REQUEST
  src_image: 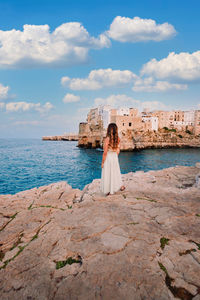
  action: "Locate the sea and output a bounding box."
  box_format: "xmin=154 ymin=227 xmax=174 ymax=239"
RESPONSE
xmin=0 ymin=138 xmax=199 ymax=195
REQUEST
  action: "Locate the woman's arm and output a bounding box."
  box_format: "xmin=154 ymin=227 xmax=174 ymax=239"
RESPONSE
xmin=101 ymin=137 xmax=109 ymax=168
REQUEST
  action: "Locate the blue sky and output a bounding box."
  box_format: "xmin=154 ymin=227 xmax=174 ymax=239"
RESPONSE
xmin=0 ymin=0 xmax=200 ymax=138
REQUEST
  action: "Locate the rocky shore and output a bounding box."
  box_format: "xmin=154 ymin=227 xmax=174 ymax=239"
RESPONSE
xmin=0 ymin=165 xmax=200 ymax=300
xmin=42 ymin=134 xmax=78 ymax=141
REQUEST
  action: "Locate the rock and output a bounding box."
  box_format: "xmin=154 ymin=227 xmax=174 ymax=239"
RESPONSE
xmin=196 ymin=162 xmax=200 ymax=168
xmin=195 ymin=173 xmax=200 ymax=188
xmin=78 ymin=128 xmax=200 ymax=150
xmin=3 ymin=247 xmax=19 ymax=262
xmin=72 ymin=189 xmax=83 ymax=203
xmin=0 ymin=165 xmax=200 ymax=300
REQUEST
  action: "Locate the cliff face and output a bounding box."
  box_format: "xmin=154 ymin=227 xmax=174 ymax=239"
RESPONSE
xmin=78 ymin=127 xmax=200 ymax=150
xmin=121 ymin=129 xmax=200 ymax=151
xmin=0 ymin=164 xmax=200 ymax=299
xmin=78 ymin=121 xmax=104 ymax=148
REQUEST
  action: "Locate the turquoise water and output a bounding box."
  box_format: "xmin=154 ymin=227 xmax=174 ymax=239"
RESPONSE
xmin=0 ymin=138 xmax=199 ymax=195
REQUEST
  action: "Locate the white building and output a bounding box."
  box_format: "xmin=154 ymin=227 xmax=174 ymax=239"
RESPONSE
xmin=184 ymin=110 xmax=195 ymax=126
xmin=151 ymin=117 xmax=159 ymax=131
xmin=98 ymin=105 xmax=159 ymax=131
xmin=142 ymin=116 xmax=158 ymax=131
xmin=87 ymin=108 xmax=99 ymax=125
xmin=117 ymin=107 xmax=130 ymax=116
xmin=173 ymin=121 xmax=186 ymax=130
xmin=98 ymin=106 xmax=132 ymax=128
xmin=98 ymin=105 xmax=111 ymax=129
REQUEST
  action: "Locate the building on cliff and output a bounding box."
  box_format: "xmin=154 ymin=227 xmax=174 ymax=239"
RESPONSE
xmin=110 ymin=107 xmax=146 ymax=132
xmin=78 ymin=106 xmax=200 ymax=149
xmin=150 ymin=109 xmax=200 ymax=133
xmin=78 ymin=105 xmax=158 ymax=149
xmin=98 ymin=105 xmax=112 ymax=129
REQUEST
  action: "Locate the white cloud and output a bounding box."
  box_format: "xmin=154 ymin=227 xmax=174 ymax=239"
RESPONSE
xmin=107 ymin=16 xmax=176 ymax=42
xmin=62 ymin=93 xmax=80 ymax=103
xmin=61 ymin=68 xmax=137 ymax=90
xmin=61 ymin=76 xmax=70 ymax=86
xmin=94 ymin=94 xmax=170 ymax=113
xmin=0 ymin=83 xmax=53 ymax=114
xmin=6 ymin=102 xmax=35 ymax=112
xmin=141 ymin=101 xmax=169 ymax=111
xmin=62 ymin=67 xmax=188 ymax=93
xmin=141 ymin=51 xmax=200 ymax=81
xmin=94 ymin=94 xmax=140 ymax=107
xmin=62 ymin=77 xmax=101 ymax=90
xmin=5 ymin=101 xmax=53 ymax=113
xmin=0 ymin=83 xmax=10 ymax=100
xmin=0 ymin=23 xmax=110 ymax=68
xmin=133 ymin=77 xmax=187 ymax=92
xmin=36 ymin=102 xmax=53 ymax=113
xmin=0 ymin=17 xmax=177 ymax=69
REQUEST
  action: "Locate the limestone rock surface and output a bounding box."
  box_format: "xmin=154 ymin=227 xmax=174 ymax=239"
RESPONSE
xmin=0 ymin=166 xmax=200 ymax=300
xmin=78 ymin=128 xmax=200 ymax=150
xmin=121 ymin=130 xmax=200 ymax=151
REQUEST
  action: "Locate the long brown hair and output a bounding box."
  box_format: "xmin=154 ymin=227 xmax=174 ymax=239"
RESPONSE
xmin=106 ymin=123 xmax=119 ymax=150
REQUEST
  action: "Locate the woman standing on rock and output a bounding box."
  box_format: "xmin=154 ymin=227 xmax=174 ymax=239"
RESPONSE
xmin=101 ymin=123 xmax=125 ymax=195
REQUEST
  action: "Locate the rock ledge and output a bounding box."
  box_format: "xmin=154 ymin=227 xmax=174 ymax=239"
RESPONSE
xmin=0 ymin=165 xmax=200 ymax=300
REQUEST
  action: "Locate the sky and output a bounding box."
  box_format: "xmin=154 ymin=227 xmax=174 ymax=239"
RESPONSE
xmin=0 ymin=0 xmax=200 ymax=138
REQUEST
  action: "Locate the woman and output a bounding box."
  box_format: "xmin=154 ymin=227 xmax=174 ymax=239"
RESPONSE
xmin=101 ymin=123 xmax=125 ymax=195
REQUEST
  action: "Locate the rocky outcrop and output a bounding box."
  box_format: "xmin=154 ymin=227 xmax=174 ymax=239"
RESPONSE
xmin=78 ymin=122 xmax=103 ymax=148
xmin=129 ymin=130 xmax=200 ymax=151
xmin=79 ymin=128 xmax=200 ymax=150
xmin=42 ymin=135 xmax=78 ymax=141
xmin=0 ymin=165 xmax=200 ymax=300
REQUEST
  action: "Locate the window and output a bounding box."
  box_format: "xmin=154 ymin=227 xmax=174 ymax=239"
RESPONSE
xmin=129 ymin=122 xmax=132 ymax=127
xmin=123 ymin=123 xmax=125 ymax=126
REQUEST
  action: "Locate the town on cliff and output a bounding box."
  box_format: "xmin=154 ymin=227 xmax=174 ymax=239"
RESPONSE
xmin=78 ymin=105 xmax=200 ymax=150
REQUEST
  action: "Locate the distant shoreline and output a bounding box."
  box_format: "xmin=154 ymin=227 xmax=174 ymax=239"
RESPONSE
xmin=42 ymin=135 xmax=78 ymax=141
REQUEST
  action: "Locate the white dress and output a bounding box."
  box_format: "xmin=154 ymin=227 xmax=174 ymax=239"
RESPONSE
xmin=101 ymin=150 xmax=123 ymax=195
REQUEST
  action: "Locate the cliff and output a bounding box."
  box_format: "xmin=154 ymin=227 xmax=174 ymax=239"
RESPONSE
xmin=78 ymin=128 xmax=200 ymax=150
xmin=120 ymin=129 xmax=200 ymax=151
xmin=78 ymin=122 xmax=103 ymax=148
xmin=0 ymin=164 xmax=200 ymax=300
